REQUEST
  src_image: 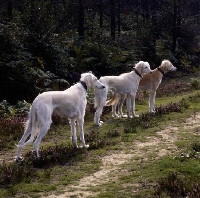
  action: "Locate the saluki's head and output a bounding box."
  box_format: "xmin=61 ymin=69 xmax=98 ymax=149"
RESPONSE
xmin=80 ymin=72 xmax=105 ymax=90
xmin=160 ymin=60 xmax=177 ymax=72
xmin=134 ymin=61 xmax=152 ymax=75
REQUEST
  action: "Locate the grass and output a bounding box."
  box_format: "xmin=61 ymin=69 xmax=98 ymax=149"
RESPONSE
xmin=1 ymin=73 xmax=200 ymax=197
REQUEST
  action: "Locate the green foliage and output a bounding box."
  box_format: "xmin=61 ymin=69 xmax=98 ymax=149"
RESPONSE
xmin=0 ymin=100 xmax=30 ymax=118
xmin=191 ymin=78 xmax=200 ymax=89
xmin=0 ymin=0 xmax=199 ymax=104
xmin=0 ymin=23 xmax=70 ymax=103
xmin=0 ymin=100 xmax=30 ymax=150
xmin=156 ymin=38 xmax=175 ymax=62
xmin=69 ymin=41 xmax=135 ymax=77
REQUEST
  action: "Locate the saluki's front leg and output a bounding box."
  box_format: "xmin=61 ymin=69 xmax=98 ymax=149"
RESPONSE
xmin=131 ymin=93 xmax=139 ymax=117
xmin=94 ymin=107 xmax=104 ymax=126
xmin=94 ymin=87 xmax=108 ymax=126
xmin=69 ymin=119 xmax=78 ymax=148
xmin=34 ymin=121 xmax=51 ymax=158
xmin=78 ymin=118 xmax=89 ymax=148
xmin=149 ymin=91 xmax=156 ymax=113
xmin=94 ymin=96 xmax=106 ymax=126
xmin=126 ymin=94 xmax=131 ymax=118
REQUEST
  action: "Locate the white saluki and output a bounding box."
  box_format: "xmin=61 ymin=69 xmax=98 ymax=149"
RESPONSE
xmin=106 ymin=60 xmax=177 ymax=117
xmin=16 ymin=72 xmax=105 ymax=160
xmin=94 ymin=61 xmax=152 ymax=126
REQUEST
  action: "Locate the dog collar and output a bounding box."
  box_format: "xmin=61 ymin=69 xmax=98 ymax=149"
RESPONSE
xmin=79 ymin=81 xmax=87 ymax=91
xmin=134 ymin=68 xmax=142 ymax=78
xmin=157 ymin=67 xmax=165 ymax=75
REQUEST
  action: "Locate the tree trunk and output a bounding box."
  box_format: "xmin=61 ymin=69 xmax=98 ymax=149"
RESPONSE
xmin=7 ymin=0 xmax=12 ymax=20
xmin=110 ymin=0 xmax=115 ymax=40
xmin=99 ymin=0 xmax=103 ymax=29
xmin=151 ymin=0 xmax=158 ymax=49
xmin=117 ymin=0 xmax=121 ymax=37
xmin=172 ymin=0 xmax=177 ymax=54
xmin=30 ymin=0 xmax=35 ymax=27
xmin=78 ymin=0 xmax=84 ymax=41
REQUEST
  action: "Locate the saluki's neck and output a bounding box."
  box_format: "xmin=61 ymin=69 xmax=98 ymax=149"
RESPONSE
xmin=79 ymin=81 xmax=87 ymax=91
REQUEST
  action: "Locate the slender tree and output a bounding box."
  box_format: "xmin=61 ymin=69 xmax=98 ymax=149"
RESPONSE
xmin=172 ymin=0 xmax=177 ymax=54
xmin=7 ymin=0 xmax=12 ymax=20
xmin=78 ymin=0 xmax=84 ymax=41
xmin=117 ymin=0 xmax=121 ymax=37
xmin=99 ymin=0 xmax=103 ymax=29
xmin=110 ymin=0 xmax=116 ymax=40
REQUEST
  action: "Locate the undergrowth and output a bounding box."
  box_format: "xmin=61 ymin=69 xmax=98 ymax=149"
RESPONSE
xmin=1 ymin=84 xmax=200 ymax=196
xmin=123 ymin=98 xmax=189 ymax=133
xmin=155 ymin=172 xmax=200 ymax=197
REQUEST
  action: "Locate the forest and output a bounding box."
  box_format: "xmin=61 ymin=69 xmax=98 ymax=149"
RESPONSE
xmin=0 ymin=0 xmax=200 ymax=104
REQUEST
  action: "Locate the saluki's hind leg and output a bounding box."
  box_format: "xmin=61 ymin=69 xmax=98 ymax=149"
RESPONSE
xmin=149 ymin=91 xmax=156 ymax=113
xmin=16 ymin=123 xmax=32 ymax=161
xmin=112 ymin=103 xmax=118 ymax=117
xmin=78 ymin=117 xmax=89 ymax=148
xmin=119 ymin=94 xmax=126 ymax=118
xmin=33 ymin=122 xmax=51 ymax=158
xmin=69 ymin=118 xmax=78 ymax=148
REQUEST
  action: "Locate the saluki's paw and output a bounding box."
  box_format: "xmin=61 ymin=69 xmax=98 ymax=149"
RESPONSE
xmin=112 ymin=114 xmax=119 ymax=118
xmin=96 ymin=121 xmax=103 ymax=126
xmin=79 ymin=144 xmax=89 ymax=148
xmin=134 ymin=114 xmax=139 ymax=118
xmin=121 ymin=114 xmax=128 ymax=118
xmin=15 ymin=157 xmax=23 ymax=162
xmin=32 ymin=150 xmax=40 ymax=158
xmin=32 ymin=150 xmax=37 ymax=155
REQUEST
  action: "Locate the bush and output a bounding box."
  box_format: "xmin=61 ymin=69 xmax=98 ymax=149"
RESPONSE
xmin=0 ymin=116 xmax=25 ymax=150
xmin=0 ymin=161 xmax=36 ymax=187
xmin=154 ymin=172 xmax=200 ymax=197
xmin=191 ymin=78 xmax=200 ymax=89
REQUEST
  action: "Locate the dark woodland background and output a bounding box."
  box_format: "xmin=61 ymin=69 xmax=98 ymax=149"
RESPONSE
xmin=0 ymin=0 xmax=199 ymax=104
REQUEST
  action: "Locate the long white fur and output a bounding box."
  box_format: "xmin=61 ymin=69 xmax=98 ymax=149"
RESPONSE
xmin=16 ymin=72 xmax=105 ymax=160
xmin=106 ymin=60 xmax=177 ymax=117
xmin=94 ymin=61 xmax=152 ymax=126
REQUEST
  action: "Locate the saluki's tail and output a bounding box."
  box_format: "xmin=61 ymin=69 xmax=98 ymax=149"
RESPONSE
xmin=17 ymin=103 xmax=38 ymax=147
xmin=105 ymin=91 xmax=119 ymax=106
